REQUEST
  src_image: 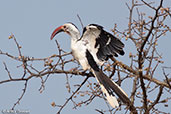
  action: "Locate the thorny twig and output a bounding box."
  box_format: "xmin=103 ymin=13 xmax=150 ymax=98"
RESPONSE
xmin=0 ymin=0 xmax=171 ymax=114
xmin=12 ymin=80 xmax=28 ymax=110
xmin=77 ymin=14 xmax=84 ymax=29
xmin=56 ymin=77 xmax=89 ymax=114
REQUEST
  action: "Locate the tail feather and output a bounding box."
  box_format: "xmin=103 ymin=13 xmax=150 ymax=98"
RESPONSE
xmin=86 ymin=49 xmax=130 ymax=108
xmin=100 ymin=82 xmax=119 ymax=108
xmin=93 ymin=71 xmax=130 ymax=104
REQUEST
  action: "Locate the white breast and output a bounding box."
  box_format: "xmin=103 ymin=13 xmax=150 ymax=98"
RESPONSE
xmin=71 ymin=40 xmax=90 ymax=70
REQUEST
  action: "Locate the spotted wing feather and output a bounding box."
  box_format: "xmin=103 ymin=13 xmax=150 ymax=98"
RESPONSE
xmin=95 ymin=29 xmax=125 ymax=61
xmin=82 ymin=24 xmax=125 ymax=62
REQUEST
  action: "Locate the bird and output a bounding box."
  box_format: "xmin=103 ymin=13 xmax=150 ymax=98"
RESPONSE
xmin=50 ymin=23 xmax=130 ymax=108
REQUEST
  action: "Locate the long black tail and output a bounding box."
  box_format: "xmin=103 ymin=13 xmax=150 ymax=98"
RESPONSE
xmin=86 ymin=49 xmax=130 ymax=107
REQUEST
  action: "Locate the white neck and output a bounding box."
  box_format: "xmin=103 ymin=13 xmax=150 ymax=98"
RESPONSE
xmin=70 ymin=30 xmax=80 ymax=42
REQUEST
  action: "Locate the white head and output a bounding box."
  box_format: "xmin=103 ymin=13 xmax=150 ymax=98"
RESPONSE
xmin=51 ymin=23 xmax=80 ymax=40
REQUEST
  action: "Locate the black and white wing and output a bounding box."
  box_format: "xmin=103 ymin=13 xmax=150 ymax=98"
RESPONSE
xmin=80 ymin=24 xmax=129 ymax=108
xmin=81 ymin=24 xmax=125 ymax=61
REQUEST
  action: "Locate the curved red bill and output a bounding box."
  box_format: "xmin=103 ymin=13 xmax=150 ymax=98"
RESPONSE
xmin=50 ymin=26 xmax=64 ymax=40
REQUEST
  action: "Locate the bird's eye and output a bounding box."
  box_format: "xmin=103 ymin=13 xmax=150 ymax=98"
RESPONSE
xmin=88 ymin=27 xmax=92 ymax=30
xmin=63 ymin=26 xmax=66 ymax=28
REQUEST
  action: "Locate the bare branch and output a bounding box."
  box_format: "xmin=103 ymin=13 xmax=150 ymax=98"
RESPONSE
xmin=3 ymin=62 xmax=12 ymax=80
xmin=56 ymin=77 xmax=89 ymax=114
xmin=0 ymin=0 xmax=170 ymax=113
xmin=12 ymin=80 xmax=28 ymax=110
xmin=148 ymin=86 xmax=164 ymax=110
xmin=77 ymin=14 xmax=84 ymax=29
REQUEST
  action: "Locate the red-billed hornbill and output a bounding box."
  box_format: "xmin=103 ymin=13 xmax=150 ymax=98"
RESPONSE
xmin=50 ymin=23 xmax=130 ymax=108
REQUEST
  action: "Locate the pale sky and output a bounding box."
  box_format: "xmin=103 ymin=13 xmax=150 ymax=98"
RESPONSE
xmin=0 ymin=0 xmax=171 ymax=114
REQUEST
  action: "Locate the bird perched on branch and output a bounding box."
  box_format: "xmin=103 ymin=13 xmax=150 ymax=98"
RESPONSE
xmin=50 ymin=23 xmax=130 ymax=108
